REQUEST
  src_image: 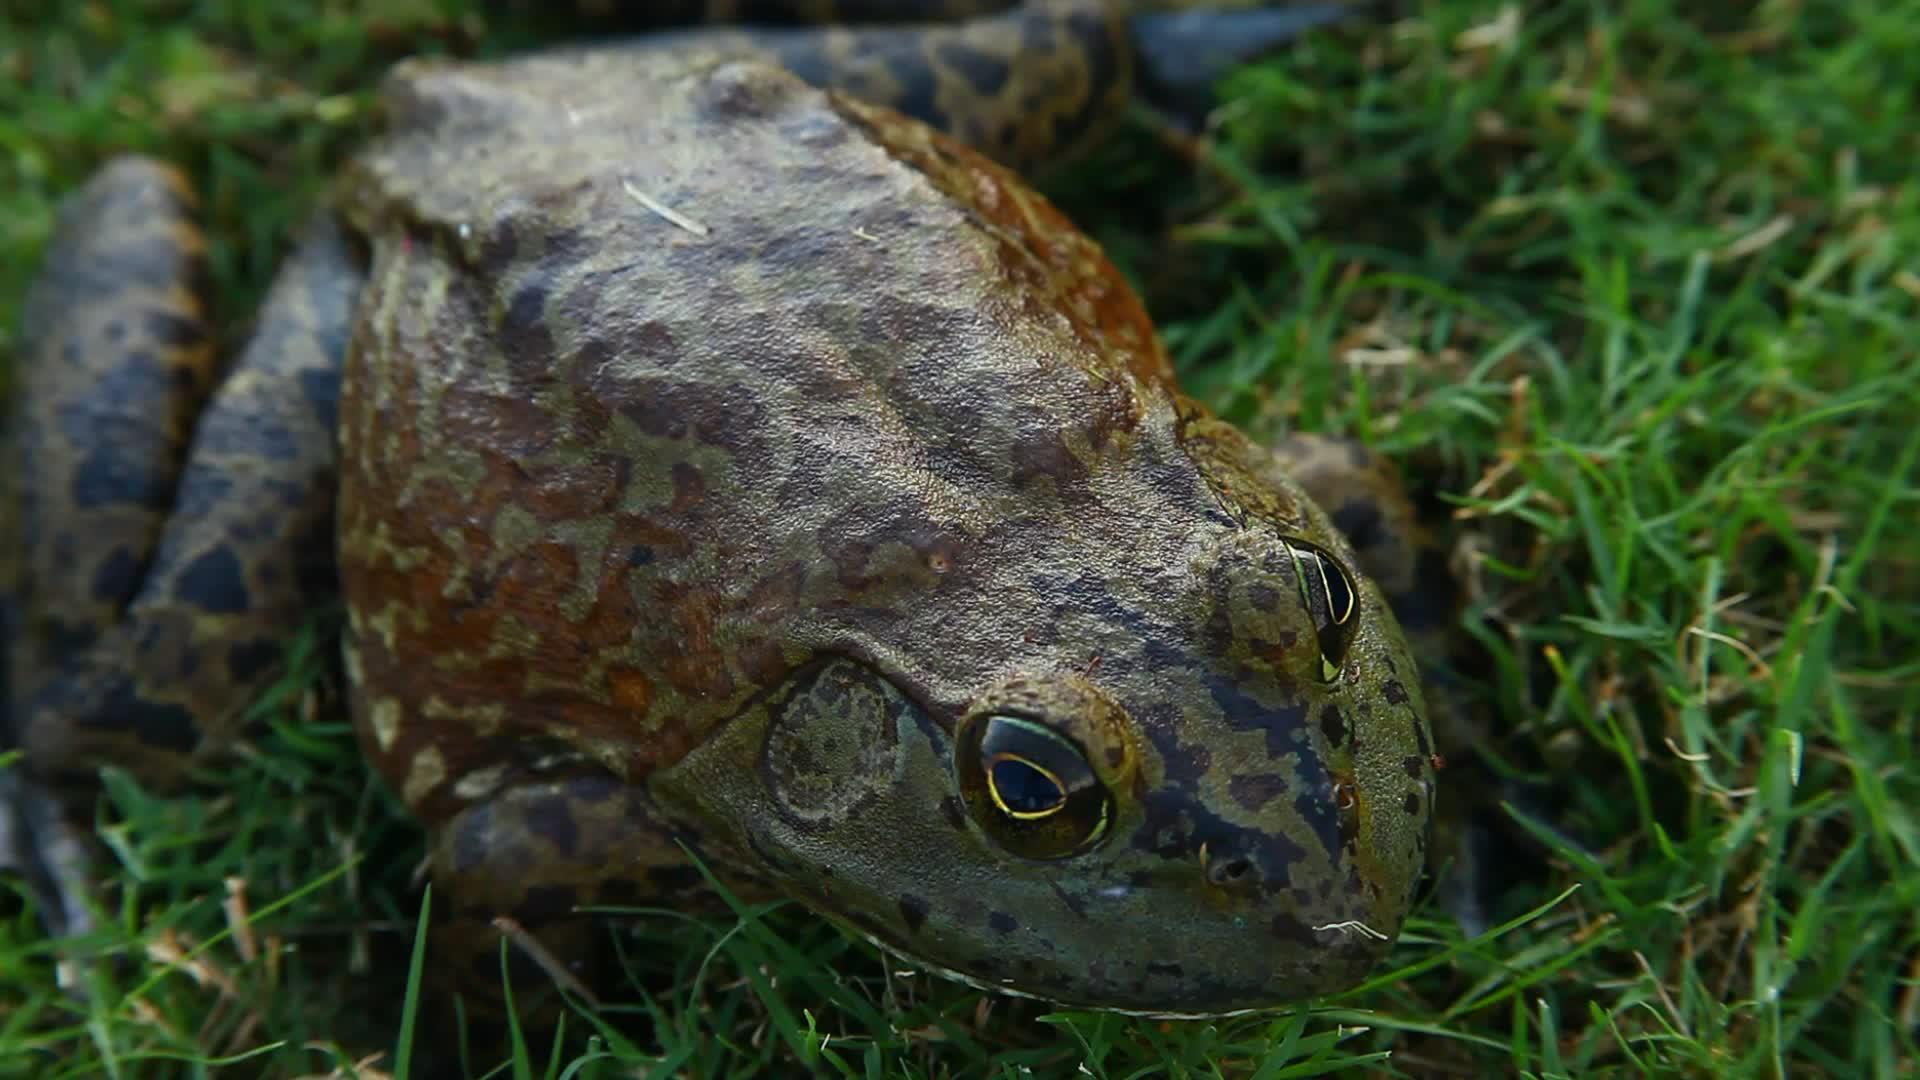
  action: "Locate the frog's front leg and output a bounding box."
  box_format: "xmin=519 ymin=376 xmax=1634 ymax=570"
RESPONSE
xmin=420 ymin=768 xmax=765 ymax=1014
xmin=4 ymin=173 xmax=363 ymax=930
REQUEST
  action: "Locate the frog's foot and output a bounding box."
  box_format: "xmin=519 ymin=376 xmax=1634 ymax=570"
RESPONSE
xmin=1130 ymin=3 xmax=1361 ymax=127
xmin=0 ymin=770 xmax=100 ymax=942
xmin=422 ymin=767 xmax=761 ymax=1021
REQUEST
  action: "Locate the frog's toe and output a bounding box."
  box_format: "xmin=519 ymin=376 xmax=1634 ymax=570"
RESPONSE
xmin=1132 ymin=4 xmax=1360 ymax=124
xmin=0 ymin=768 xmax=102 ymax=941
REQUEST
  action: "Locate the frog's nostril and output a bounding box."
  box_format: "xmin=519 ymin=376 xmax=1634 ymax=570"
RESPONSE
xmin=1206 ymin=853 xmax=1256 ymax=890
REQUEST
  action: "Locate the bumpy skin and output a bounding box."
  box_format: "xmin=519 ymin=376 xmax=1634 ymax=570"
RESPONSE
xmin=6 ymin=0 xmax=1437 ymax=1016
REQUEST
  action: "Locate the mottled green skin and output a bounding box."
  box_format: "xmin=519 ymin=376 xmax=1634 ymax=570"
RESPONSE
xmin=5 ymin=1 xmax=1440 ymax=1017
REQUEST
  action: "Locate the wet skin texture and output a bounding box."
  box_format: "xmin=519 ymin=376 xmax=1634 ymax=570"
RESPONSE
xmin=4 ymin=1 xmax=1447 ymax=1016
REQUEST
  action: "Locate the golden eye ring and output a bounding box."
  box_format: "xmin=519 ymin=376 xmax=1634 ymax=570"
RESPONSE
xmin=956 ymin=714 xmax=1113 ymax=860
xmin=1282 ymin=538 xmax=1360 ymax=682
xmin=985 ymin=752 xmax=1068 ymax=820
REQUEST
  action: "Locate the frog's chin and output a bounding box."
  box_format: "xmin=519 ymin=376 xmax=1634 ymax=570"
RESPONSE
xmin=829 ymin=918 xmax=1272 ymax=1021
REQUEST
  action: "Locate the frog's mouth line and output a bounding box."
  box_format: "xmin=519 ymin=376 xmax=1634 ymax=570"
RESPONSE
xmin=832 ymin=918 xmax=1271 ymax=1021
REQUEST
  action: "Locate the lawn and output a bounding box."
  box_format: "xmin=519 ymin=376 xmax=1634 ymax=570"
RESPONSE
xmin=2 ymin=1 xmax=1917 ymax=1077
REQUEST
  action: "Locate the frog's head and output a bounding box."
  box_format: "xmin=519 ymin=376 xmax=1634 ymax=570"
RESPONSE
xmin=633 ymin=74 xmax=1433 ymax=1015
xmin=652 ymin=455 xmax=1436 ymax=1015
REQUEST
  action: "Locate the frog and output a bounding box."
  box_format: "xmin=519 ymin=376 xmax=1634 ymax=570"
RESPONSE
xmin=2 ymin=0 xmax=1451 ymax=1018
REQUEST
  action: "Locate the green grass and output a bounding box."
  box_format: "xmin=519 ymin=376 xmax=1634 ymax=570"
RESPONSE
xmin=3 ymin=1 xmax=1917 ymax=1076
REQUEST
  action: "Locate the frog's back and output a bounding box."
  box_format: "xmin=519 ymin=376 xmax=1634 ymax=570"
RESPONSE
xmin=336 ymin=51 xmax=1186 ymax=818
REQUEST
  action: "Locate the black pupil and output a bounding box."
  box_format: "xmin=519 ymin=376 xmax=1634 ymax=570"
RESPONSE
xmin=1316 ymin=554 xmax=1354 ymax=629
xmin=991 ymin=758 xmax=1063 ymax=814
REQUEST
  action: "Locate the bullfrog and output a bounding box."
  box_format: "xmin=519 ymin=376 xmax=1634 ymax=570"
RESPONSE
xmin=2 ymin=0 xmax=1447 ymax=1017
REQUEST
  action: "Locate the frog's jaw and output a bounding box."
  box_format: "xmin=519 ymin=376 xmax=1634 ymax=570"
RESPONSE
xmin=832 ymin=919 xmax=1271 ymax=1021
xmin=649 ymin=655 xmax=1414 ymax=1016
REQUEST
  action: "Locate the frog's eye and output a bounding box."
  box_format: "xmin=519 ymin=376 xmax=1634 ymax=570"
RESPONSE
xmin=956 ymin=714 xmax=1111 ymax=860
xmin=1283 ymin=539 xmax=1358 ymax=682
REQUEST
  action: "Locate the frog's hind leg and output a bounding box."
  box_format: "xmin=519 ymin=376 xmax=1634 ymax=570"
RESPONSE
xmin=1128 ymin=3 xmax=1358 ymax=126
xmin=2 ymin=158 xmax=221 ymax=932
xmin=4 ymin=180 xmax=363 ymax=933
xmin=4 ymin=159 xmax=220 ymax=728
xmin=616 ymin=4 xmax=1130 ymax=170
xmin=17 ymin=212 xmax=361 ymax=789
xmin=596 ymin=1 xmax=1363 ymax=170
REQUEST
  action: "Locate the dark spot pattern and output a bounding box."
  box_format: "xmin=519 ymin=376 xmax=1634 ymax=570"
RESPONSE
xmin=525 ymin=796 xmax=582 ymax=857
xmin=897 ymin=893 xmax=930 ymax=934
xmin=224 ymin=638 xmax=281 ymax=684
xmin=1269 ymin=911 xmax=1318 ymax=947
xmin=72 ymin=680 xmax=199 ymax=753
xmin=1228 ymin=772 xmax=1287 ymax=813
xmin=143 ymin=307 xmax=205 ymax=349
xmin=939 ymin=794 xmax=967 ymax=831
xmin=936 ymin=41 xmax=1012 ymax=96
xmin=89 ymin=546 xmax=146 ymax=606
xmin=1318 ymin=703 xmax=1346 ymax=747
xmin=174 ymin=547 xmax=251 ymax=615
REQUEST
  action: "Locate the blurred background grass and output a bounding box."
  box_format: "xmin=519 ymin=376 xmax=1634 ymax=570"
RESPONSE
xmin=2 ymin=1 xmax=1917 ymax=1076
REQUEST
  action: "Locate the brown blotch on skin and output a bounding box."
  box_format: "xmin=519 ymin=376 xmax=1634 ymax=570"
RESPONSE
xmin=1009 ymin=426 xmax=1087 ymax=494
xmin=1403 ymin=791 xmax=1421 ymax=816
xmin=653 ymin=580 xmax=735 ymax=699
xmin=608 ymin=667 xmax=653 ymax=714
xmin=1245 ymin=582 xmax=1280 ymax=613
xmin=668 ymin=461 xmax=706 ymax=512
xmin=515 ymin=882 xmax=582 ymax=921
xmin=1382 ymin=679 xmax=1409 ymax=705
xmin=698 ymin=60 xmax=797 ymax=122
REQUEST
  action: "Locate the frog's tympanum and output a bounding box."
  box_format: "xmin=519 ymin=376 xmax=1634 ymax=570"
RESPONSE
xmin=3 ymin=1 xmax=1443 ymax=1016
